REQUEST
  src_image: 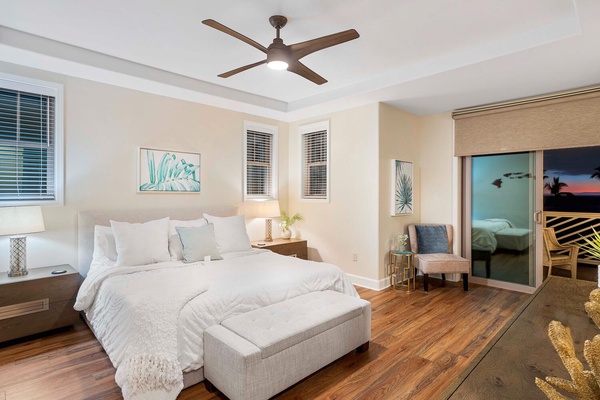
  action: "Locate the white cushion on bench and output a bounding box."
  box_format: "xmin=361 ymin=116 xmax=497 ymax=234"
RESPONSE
xmin=221 ymin=290 xmax=365 ymax=359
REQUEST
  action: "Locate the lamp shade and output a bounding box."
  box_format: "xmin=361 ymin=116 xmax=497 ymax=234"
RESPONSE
xmin=253 ymin=200 xmax=281 ymax=219
xmin=0 ymin=206 xmax=45 ymax=236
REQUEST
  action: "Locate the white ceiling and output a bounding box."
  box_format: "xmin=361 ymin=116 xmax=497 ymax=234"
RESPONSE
xmin=0 ymin=0 xmax=599 ymax=121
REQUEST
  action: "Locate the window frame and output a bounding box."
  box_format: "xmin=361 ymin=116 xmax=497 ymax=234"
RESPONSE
xmin=300 ymin=120 xmax=330 ymax=202
xmin=243 ymin=121 xmax=278 ymax=201
xmin=0 ymin=72 xmax=64 ymax=206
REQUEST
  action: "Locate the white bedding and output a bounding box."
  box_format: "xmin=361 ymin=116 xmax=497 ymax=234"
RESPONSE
xmin=471 ymin=219 xmax=514 ymax=252
xmin=76 ymin=249 xmax=358 ymax=396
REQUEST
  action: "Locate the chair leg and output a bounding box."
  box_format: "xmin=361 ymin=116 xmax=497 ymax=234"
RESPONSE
xmin=572 ymin=263 xmax=577 ymax=280
xmin=423 ymin=274 xmax=429 ymax=292
xmin=442 ymin=273 xmax=446 ymax=281
xmin=463 ymin=273 xmax=469 ymax=291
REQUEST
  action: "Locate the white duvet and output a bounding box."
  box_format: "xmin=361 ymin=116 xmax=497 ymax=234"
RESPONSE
xmin=75 ymin=249 xmax=358 ymax=397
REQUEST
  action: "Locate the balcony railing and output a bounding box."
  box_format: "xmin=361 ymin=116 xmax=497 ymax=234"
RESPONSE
xmin=543 ymin=211 xmax=600 ymax=265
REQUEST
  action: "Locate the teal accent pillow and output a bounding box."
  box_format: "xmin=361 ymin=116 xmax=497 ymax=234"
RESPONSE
xmin=415 ymin=225 xmax=449 ymax=254
xmin=176 ymin=224 xmax=223 ymax=263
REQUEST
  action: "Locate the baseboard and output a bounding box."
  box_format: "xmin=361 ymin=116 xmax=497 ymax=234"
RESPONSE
xmin=346 ymin=273 xmax=390 ymax=291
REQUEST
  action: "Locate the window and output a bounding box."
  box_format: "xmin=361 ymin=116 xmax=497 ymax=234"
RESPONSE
xmin=0 ymin=73 xmax=63 ymax=205
xmin=243 ymin=121 xmax=278 ymax=201
xmin=301 ymin=121 xmax=329 ymax=201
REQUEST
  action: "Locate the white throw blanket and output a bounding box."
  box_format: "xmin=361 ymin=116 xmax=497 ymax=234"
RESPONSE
xmin=75 ymin=263 xmax=208 ymax=400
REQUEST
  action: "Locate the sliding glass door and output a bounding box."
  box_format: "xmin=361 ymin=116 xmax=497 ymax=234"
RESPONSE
xmin=465 ymin=152 xmax=543 ymax=293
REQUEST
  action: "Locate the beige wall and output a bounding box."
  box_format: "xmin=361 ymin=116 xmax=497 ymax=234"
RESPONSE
xmin=288 ymin=104 xmax=380 ymax=284
xmin=0 ymin=61 xmax=289 ymax=273
xmin=418 ymin=112 xmax=455 ymax=225
xmin=378 ymin=104 xmax=421 ymax=283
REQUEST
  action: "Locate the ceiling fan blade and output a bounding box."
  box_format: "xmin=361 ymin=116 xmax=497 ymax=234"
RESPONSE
xmin=202 ymin=19 xmax=268 ymax=54
xmin=289 ymin=29 xmax=359 ymax=60
xmin=218 ymin=60 xmax=267 ymax=78
xmin=287 ymin=61 xmax=327 ymax=85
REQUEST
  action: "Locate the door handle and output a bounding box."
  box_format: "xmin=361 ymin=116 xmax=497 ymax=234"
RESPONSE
xmin=534 ymin=210 xmax=542 ymax=225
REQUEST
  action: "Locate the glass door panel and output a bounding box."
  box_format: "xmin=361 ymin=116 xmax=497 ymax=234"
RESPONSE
xmin=470 ymin=152 xmax=537 ymax=287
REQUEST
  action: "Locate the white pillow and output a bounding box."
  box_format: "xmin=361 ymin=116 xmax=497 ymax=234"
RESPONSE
xmin=110 ymin=218 xmax=170 ymax=266
xmin=92 ymin=225 xmax=117 ymax=261
xmin=168 ymin=218 xmax=207 ymax=260
xmin=203 ymin=214 xmax=252 ymax=254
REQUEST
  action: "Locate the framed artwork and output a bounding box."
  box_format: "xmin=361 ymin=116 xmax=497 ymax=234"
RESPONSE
xmin=391 ymin=160 xmax=413 ymax=215
xmin=138 ymin=147 xmax=201 ymax=193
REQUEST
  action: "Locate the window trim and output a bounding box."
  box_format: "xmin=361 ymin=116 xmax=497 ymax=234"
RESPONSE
xmin=243 ymin=121 xmax=278 ymax=201
xmin=0 ymin=72 xmax=64 ymax=206
xmin=300 ymin=120 xmax=330 ymax=203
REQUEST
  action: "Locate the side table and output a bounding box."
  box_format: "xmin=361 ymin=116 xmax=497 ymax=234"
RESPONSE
xmin=389 ymin=251 xmax=415 ymax=291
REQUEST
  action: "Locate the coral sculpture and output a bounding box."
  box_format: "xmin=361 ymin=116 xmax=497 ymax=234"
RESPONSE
xmin=536 ymin=288 xmax=600 ymax=399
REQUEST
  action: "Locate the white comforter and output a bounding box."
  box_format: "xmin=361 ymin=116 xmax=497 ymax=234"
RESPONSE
xmin=76 ymin=250 xmax=358 ymax=395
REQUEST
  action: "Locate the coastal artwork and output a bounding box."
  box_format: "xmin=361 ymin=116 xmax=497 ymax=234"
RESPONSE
xmin=391 ymin=160 xmax=413 ymax=216
xmin=138 ymin=147 xmax=201 ymax=193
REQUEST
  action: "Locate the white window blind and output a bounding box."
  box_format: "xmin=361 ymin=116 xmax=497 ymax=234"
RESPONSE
xmin=0 ymin=74 xmax=62 ymax=205
xmin=244 ymin=122 xmax=277 ymax=201
xmin=301 ymin=121 xmax=329 ymax=201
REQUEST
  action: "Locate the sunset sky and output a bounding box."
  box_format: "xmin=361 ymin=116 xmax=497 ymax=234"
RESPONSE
xmin=544 ymin=146 xmax=600 ymax=195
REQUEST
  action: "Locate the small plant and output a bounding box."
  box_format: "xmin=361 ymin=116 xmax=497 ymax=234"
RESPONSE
xmin=397 ymin=233 xmax=409 ymax=250
xmin=581 ymin=228 xmax=600 ymax=261
xmin=280 ymin=211 xmax=304 ymax=229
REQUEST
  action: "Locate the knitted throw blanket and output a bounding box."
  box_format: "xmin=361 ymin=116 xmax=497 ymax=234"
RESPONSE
xmin=77 ymin=264 xmax=208 ymax=400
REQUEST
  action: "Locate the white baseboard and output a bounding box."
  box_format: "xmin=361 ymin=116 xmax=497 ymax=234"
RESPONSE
xmin=346 ymin=273 xmax=390 ymax=291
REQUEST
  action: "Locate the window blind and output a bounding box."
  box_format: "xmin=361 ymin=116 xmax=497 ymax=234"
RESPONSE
xmin=453 ymin=87 xmax=600 ymax=156
xmin=246 ymin=130 xmax=273 ymax=198
xmin=302 ymin=130 xmax=328 ymax=199
xmin=0 ymin=87 xmax=56 ymax=202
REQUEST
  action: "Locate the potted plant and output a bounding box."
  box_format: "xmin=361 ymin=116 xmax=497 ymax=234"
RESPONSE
xmin=279 ymin=211 xmax=303 ymax=239
xmin=582 ymin=228 xmax=600 ymax=260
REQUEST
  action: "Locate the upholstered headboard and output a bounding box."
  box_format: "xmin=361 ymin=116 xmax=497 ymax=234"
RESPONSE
xmin=77 ymin=206 xmax=237 ymax=277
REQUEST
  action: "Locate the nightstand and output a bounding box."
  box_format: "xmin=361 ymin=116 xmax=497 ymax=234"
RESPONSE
xmin=0 ymin=264 xmax=81 ymax=343
xmin=252 ymin=238 xmax=308 ymax=260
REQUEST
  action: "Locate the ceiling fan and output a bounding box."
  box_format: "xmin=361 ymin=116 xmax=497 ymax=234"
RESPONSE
xmin=202 ymin=15 xmax=359 ymax=85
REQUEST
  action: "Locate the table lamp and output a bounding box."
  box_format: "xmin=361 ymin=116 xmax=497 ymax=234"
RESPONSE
xmin=254 ymin=200 xmax=281 ymax=242
xmin=0 ymin=206 xmax=45 ymax=277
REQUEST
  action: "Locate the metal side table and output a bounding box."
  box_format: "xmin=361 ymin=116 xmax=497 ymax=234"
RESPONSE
xmin=389 ymin=250 xmax=415 ymax=291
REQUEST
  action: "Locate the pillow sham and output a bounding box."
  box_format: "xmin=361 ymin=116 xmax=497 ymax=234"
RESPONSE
xmin=110 ymin=217 xmax=170 ymax=266
xmin=92 ymin=225 xmax=118 ymax=261
xmin=176 ymin=224 xmax=222 ymax=263
xmin=415 ymin=225 xmax=450 ymax=254
xmin=203 ymin=214 xmax=252 ymax=254
xmin=168 ymin=218 xmax=207 ymax=260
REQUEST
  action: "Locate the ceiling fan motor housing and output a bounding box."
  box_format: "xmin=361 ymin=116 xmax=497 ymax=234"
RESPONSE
xmin=267 ymin=38 xmax=290 ymax=65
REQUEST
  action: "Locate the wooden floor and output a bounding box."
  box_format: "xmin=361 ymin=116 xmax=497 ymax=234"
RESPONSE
xmin=0 ymin=279 xmax=528 ymax=400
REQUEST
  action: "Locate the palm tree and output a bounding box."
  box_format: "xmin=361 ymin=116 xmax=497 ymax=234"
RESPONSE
xmin=544 ymin=177 xmax=568 ymax=196
xmin=591 ymin=166 xmax=600 ymax=181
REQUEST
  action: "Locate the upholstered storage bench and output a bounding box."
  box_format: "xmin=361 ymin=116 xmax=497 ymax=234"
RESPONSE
xmin=204 ymin=290 xmax=371 ymax=400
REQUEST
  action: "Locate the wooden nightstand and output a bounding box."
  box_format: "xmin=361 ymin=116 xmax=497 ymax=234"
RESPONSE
xmin=252 ymin=238 xmax=308 ymax=260
xmin=0 ymin=264 xmax=81 ymax=343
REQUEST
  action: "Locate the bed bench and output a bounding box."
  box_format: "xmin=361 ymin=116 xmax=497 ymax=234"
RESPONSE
xmin=495 ymin=228 xmax=531 ymax=252
xmin=203 ymin=290 xmax=371 ymax=400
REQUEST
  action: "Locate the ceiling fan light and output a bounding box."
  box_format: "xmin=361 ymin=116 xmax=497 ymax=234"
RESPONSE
xmin=267 ymin=60 xmax=288 ymax=70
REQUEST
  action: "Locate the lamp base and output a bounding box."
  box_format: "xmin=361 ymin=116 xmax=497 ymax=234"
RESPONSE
xmin=8 ymin=236 xmax=28 ymax=277
xmin=265 ymin=218 xmax=273 ymax=242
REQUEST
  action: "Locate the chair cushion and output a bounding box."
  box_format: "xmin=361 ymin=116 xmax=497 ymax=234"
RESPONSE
xmin=416 ymin=225 xmax=449 ymax=254
xmin=416 ymin=253 xmax=470 ymax=274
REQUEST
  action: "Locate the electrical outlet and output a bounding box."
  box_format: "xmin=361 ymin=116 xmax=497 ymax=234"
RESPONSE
xmin=352 ymin=253 xmax=358 ymax=262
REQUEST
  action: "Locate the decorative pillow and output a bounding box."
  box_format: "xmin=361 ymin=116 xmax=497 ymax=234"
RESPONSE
xmin=168 ymin=218 xmax=207 ymax=260
xmin=110 ymin=217 xmax=170 ymax=266
xmin=176 ymin=224 xmax=222 ymax=263
xmin=416 ymin=225 xmax=450 ymax=254
xmin=92 ymin=225 xmax=118 ymax=261
xmin=203 ymin=214 xmax=252 ymax=254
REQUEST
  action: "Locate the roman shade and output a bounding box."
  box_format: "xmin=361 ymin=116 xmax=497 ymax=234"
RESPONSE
xmin=453 ymin=86 xmax=600 ymax=156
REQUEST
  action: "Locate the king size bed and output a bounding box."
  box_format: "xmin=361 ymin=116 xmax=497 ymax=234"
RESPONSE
xmin=75 ymin=207 xmax=359 ymax=400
